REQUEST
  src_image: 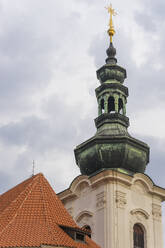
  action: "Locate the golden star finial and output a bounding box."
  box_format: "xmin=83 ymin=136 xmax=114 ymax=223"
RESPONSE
xmin=105 ymin=4 xmax=117 ymax=43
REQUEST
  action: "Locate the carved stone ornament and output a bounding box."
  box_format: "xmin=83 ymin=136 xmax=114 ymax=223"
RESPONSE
xmin=130 ymin=209 xmax=149 ymax=220
xmin=152 ymin=203 xmax=162 ymax=221
xmin=116 ymin=190 xmax=127 ymax=208
xmin=96 ymin=191 xmax=106 ymax=210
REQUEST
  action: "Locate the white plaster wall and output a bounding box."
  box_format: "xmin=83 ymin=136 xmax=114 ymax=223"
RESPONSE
xmin=59 ymin=171 xmax=165 ymax=248
xmin=62 ymin=181 xmax=106 ymax=246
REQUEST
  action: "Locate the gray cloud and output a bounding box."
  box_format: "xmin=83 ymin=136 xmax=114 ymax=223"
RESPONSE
xmin=134 ymin=12 xmax=157 ymax=32
xmin=138 ymin=0 xmax=165 ymax=23
xmin=0 ymin=0 xmax=164 ymax=217
xmin=0 ymin=0 xmax=83 ymax=120
xmin=0 ymin=170 xmax=13 ymax=194
xmin=0 ymin=99 xmax=77 ymax=152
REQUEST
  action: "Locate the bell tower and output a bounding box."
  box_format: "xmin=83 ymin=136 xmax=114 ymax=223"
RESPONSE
xmin=58 ymin=6 xmax=165 ymax=248
xmin=74 ymin=5 xmax=149 ymax=176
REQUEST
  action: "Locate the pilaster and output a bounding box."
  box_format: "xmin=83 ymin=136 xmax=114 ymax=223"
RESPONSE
xmin=58 ymin=170 xmax=165 ymax=248
xmin=152 ymin=203 xmax=163 ymax=248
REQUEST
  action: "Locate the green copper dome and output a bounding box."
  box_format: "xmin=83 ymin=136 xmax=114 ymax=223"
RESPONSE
xmin=74 ymin=41 xmax=150 ymax=176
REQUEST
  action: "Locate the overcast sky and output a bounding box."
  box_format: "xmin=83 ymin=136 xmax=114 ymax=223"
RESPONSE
xmin=0 ymin=0 xmax=165 ymax=231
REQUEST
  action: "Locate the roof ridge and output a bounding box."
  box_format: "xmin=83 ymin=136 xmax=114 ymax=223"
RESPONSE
xmin=0 ymin=174 xmax=42 ymax=214
xmin=37 ymin=174 xmax=78 ymax=247
xmin=39 ymin=176 xmax=81 ymax=247
xmin=0 ymin=174 xmax=39 ymax=214
xmin=0 ymin=176 xmax=33 ymax=213
xmin=37 ymin=174 xmax=56 ymax=243
xmin=0 ymin=174 xmax=40 ymax=235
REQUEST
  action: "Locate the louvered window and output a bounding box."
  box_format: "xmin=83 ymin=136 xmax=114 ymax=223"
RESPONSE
xmin=133 ymin=224 xmax=144 ymax=248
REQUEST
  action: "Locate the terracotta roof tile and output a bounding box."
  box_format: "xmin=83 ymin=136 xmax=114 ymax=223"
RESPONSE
xmin=0 ymin=173 xmax=100 ymax=248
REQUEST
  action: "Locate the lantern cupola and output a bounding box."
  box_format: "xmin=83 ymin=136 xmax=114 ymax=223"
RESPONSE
xmin=74 ymin=5 xmax=149 ymax=176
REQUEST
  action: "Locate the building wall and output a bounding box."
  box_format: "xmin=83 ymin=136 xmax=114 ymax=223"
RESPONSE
xmin=59 ymin=170 xmax=165 ymax=248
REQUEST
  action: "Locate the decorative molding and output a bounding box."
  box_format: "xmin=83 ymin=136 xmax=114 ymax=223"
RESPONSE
xmin=131 ymin=180 xmax=148 ymax=195
xmin=75 ymin=211 xmax=94 ymax=235
xmin=130 ymin=208 xmax=149 ymax=220
xmin=75 ymin=210 xmax=93 ymax=223
xmin=152 ymin=203 xmax=162 ymax=221
xmin=96 ymin=191 xmax=106 ymax=210
xmin=116 ymin=190 xmax=127 ymax=209
xmin=133 ymin=174 xmax=153 ymax=193
xmin=129 ymin=210 xmax=149 ymax=248
xmin=74 ymin=181 xmax=90 ymax=198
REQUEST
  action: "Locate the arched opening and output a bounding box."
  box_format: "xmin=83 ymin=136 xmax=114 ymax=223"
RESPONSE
xmin=108 ymin=96 xmax=115 ymax=113
xmin=82 ymin=225 xmax=92 ymax=238
xmin=101 ymin=99 xmax=104 ymax=113
xmin=118 ymin=98 xmax=123 ymax=114
xmin=133 ymin=224 xmax=144 ymax=248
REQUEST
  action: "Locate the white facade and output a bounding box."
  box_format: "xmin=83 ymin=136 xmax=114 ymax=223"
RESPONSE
xmin=58 ymin=169 xmax=165 ymax=248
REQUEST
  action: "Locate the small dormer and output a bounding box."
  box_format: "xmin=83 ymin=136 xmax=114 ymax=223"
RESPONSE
xmin=60 ymin=225 xmax=91 ymax=243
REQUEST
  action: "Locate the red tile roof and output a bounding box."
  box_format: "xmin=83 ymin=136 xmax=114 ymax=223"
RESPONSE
xmin=0 ymin=173 xmax=100 ymax=248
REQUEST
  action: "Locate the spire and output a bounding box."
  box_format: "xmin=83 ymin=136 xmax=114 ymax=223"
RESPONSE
xmin=74 ymin=8 xmax=149 ymax=176
xmin=105 ymin=4 xmax=117 ymax=64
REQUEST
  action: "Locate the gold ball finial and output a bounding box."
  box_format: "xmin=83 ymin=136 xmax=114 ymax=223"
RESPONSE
xmin=105 ymin=4 xmax=117 ymax=43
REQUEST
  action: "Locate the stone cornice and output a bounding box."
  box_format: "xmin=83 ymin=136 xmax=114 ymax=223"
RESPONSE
xmin=58 ymin=189 xmax=78 ymax=201
xmin=89 ymin=169 xmax=132 ymax=188
xmin=58 ymin=170 xmax=165 ymax=202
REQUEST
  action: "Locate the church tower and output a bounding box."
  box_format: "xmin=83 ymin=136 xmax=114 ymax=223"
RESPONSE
xmin=58 ymin=6 xmax=165 ymax=248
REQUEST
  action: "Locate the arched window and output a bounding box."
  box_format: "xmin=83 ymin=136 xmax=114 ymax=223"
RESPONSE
xmin=82 ymin=225 xmax=92 ymax=238
xmin=133 ymin=224 xmax=144 ymax=248
xmin=101 ymin=99 xmax=104 ymax=113
xmin=118 ymin=98 xmax=123 ymax=114
xmin=108 ymin=96 xmax=115 ymax=113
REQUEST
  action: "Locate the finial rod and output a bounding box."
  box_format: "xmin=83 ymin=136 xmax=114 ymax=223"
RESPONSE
xmin=105 ymin=4 xmax=117 ymax=43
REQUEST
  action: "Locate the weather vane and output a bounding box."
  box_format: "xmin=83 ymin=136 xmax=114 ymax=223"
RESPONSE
xmin=105 ymin=4 xmax=117 ymax=43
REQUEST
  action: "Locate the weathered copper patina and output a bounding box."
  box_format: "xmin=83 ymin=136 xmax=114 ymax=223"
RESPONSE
xmin=74 ymin=39 xmax=149 ymax=176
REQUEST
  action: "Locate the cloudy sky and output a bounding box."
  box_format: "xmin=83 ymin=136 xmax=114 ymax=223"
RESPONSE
xmin=0 ymin=0 xmax=165 ymax=224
